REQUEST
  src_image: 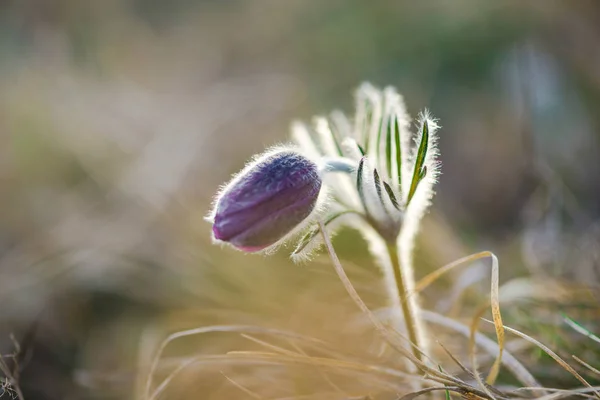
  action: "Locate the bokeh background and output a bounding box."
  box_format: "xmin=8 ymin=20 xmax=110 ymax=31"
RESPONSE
xmin=1 ymin=1 xmax=599 ymax=399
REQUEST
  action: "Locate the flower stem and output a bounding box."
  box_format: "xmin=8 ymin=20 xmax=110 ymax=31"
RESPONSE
xmin=386 ymin=241 xmax=424 ymax=366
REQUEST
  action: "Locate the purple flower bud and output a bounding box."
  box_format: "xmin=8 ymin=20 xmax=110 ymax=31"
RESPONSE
xmin=210 ymin=150 xmax=322 ymax=252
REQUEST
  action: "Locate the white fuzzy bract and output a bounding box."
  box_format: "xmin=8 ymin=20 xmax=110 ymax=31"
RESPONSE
xmin=291 ymin=83 xmax=440 ymax=261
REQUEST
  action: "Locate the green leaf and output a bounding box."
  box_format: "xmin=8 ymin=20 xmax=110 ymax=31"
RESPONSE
xmin=374 ymin=168 xmax=393 ymax=215
xmin=407 ymin=119 xmax=429 ymax=204
xmin=439 ymin=366 xmax=452 ymax=400
xmin=294 ymin=228 xmax=318 ymax=255
xmin=383 ymin=181 xmax=400 ymax=210
xmin=394 ymin=116 xmax=402 ymax=186
xmin=562 ymin=313 xmax=600 ymax=345
xmin=373 ymin=168 xmax=383 ymax=205
xmin=357 ymin=142 xmax=366 ymax=156
xmin=385 ymin=114 xmax=393 ymax=179
xmin=356 ymin=157 xmax=367 ymax=210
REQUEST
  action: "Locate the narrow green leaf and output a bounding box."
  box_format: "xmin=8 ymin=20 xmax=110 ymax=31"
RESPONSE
xmin=357 ymin=143 xmax=366 ymax=156
xmin=373 ymin=168 xmax=383 ymax=205
xmin=407 ymin=119 xmax=429 ymax=204
xmin=373 ymin=168 xmax=392 ymax=217
xmin=356 ymin=157 xmax=367 ymax=211
xmin=563 ymin=314 xmax=600 ymax=345
xmin=385 ymin=115 xmax=393 ymax=179
xmin=383 ymin=181 xmax=400 ymax=210
xmin=439 ymin=365 xmax=451 ymax=400
xmin=293 ymin=228 xmax=318 ymax=255
xmin=394 ymin=116 xmax=402 ymax=186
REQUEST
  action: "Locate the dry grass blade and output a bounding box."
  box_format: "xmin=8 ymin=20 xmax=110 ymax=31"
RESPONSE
xmin=272 ymin=393 xmax=358 ymax=400
xmin=520 ymin=386 xmax=600 ymax=400
xmin=317 ymin=220 xmax=480 ymax=394
xmin=240 ymin=334 xmax=349 ymax=395
xmin=415 ymin=251 xmax=493 ymax=294
xmin=287 ymin=339 xmax=347 ymax=396
xmin=509 ymin=387 xmax=599 ymax=400
xmin=482 ymin=319 xmax=600 ymax=399
xmin=395 ymin=386 xmax=463 ymax=400
xmin=414 ymin=251 xmax=507 ymax=388
xmin=423 ymin=310 xmax=542 ymax=391
xmin=469 ymin=305 xmax=498 ymax=400
xmin=145 ymin=325 xmax=332 ymax=400
xmin=466 ymin=252 xmax=504 ymax=398
xmin=436 ymin=342 xmax=507 ymax=399
xmin=484 ymin=253 xmax=504 ymax=385
xmin=151 ymin=351 xmax=413 ymax=398
xmin=573 ymin=356 xmax=600 ymax=378
xmin=224 ymin=352 xmax=411 ymax=382
xmin=316 ymin=221 xmax=419 ymax=366
xmin=0 ymin=337 xmax=25 ymax=400
xmin=241 ymin=334 xmax=302 ymax=357
xmin=436 ymin=341 xmax=474 ymax=381
xmin=274 ymin=392 xmax=375 ymax=400
xmin=435 ymin=341 xmax=501 ymax=399
xmin=221 ymin=372 xmax=264 ymax=399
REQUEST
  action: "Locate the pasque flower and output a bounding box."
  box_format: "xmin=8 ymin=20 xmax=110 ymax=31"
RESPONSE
xmin=291 ymin=84 xmax=439 ymax=260
xmin=208 ymin=83 xmax=440 ymax=367
xmin=208 ymin=149 xmax=323 ymax=252
xmin=207 ymin=83 xmax=439 ymax=259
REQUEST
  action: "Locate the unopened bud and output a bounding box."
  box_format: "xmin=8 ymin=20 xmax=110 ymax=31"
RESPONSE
xmin=210 ymin=150 xmax=322 ymax=252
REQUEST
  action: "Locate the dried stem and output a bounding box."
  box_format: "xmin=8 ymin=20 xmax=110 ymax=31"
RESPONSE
xmin=386 ymin=241 xmax=425 ymax=367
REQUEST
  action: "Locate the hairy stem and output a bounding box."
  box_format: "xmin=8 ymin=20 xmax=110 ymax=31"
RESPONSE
xmin=386 ymin=241 xmax=425 ymax=366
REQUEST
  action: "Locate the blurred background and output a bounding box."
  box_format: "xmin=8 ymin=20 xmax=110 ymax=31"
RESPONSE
xmin=0 ymin=1 xmax=599 ymax=399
